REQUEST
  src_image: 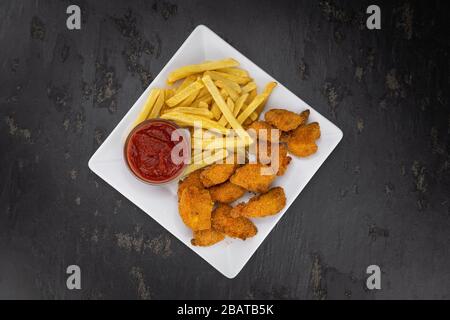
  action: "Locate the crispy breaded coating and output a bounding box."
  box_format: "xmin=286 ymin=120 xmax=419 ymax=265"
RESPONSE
xmin=268 ymin=109 xmax=310 ymax=143
xmin=212 ymin=204 xmax=257 ymax=240
xmin=178 ymin=169 xmax=203 ymax=199
xmin=257 ymin=143 xmax=291 ymax=176
xmin=209 ymin=181 xmax=247 ymax=203
xmin=200 ymin=163 xmax=237 ymax=188
xmin=246 ymin=120 xmax=280 ymax=143
xmin=264 ymin=109 xmax=309 ymax=131
xmin=230 ymin=163 xmax=276 ymax=193
xmin=299 ymin=109 xmax=310 ymax=125
xmin=287 ymin=122 xmax=321 ymax=157
xmin=178 ymin=186 xmax=213 ymax=231
xmin=191 ymin=228 xmax=225 ymax=246
xmin=230 ymin=187 xmax=286 ymax=218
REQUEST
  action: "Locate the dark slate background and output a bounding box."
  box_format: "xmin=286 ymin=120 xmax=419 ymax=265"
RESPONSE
xmin=0 ymin=0 xmax=449 ymax=300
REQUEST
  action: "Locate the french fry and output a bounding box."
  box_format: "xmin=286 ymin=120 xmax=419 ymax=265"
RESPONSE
xmin=217 ymin=67 xmax=249 ymax=78
xmin=177 ymin=87 xmax=200 ymax=108
xmin=191 ymin=98 xmax=211 ymax=109
xmin=236 ymin=94 xmax=266 ymax=124
xmin=215 ymin=80 xmax=239 ymax=101
xmin=166 ymin=81 xmax=204 ymax=107
xmin=202 ymin=136 xmax=252 ymax=150
xmin=133 ymin=89 xmax=159 ymax=126
xmin=210 ymin=103 xmax=221 ymax=120
xmin=249 ymin=111 xmax=258 ymax=121
xmin=165 ymin=89 xmax=175 ymax=99
xmin=198 ymin=86 xmax=210 ymax=96
xmin=160 ymin=89 xmax=175 ymax=115
xmin=242 ymin=81 xmax=257 ymax=93
xmin=160 ymin=111 xmax=228 ymax=134
xmin=255 ymin=81 xmax=277 ymax=114
xmin=183 ymin=149 xmax=229 ymax=177
xmin=246 ymin=89 xmax=257 ymax=105
xmin=233 ymin=94 xmax=249 ymax=117
xmin=168 ymin=107 xmax=214 ymax=119
xmin=202 ymin=75 xmax=252 ymax=143
xmin=175 ymin=75 xmax=196 ymax=94
xmin=198 ymin=101 xmax=209 ymax=109
xmin=207 ymin=71 xmax=242 ymax=93
xmin=208 ymin=70 xmax=251 ymax=85
xmin=191 ymin=148 xmax=228 ymax=165
xmin=167 ymin=58 xmax=239 ymax=84
xmin=148 ymin=89 xmax=165 ymax=118
xmin=218 ymin=98 xmax=234 ymax=127
xmin=220 ymin=88 xmax=229 ymax=100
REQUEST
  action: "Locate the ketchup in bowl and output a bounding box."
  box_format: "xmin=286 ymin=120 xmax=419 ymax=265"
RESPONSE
xmin=124 ymin=119 xmax=189 ymax=184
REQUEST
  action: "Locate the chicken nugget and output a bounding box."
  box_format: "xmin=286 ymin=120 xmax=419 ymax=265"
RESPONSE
xmin=191 ymin=228 xmax=225 ymax=246
xmin=230 ymin=187 xmax=286 ymax=218
xmin=246 ymin=120 xmax=280 ymax=143
xmin=230 ymin=163 xmax=276 ymax=193
xmin=287 ymin=122 xmax=321 ymax=157
xmin=178 ymin=169 xmax=203 ymax=199
xmin=209 ymin=181 xmax=247 ymax=203
xmin=257 ymin=143 xmax=291 ymax=176
xmin=264 ymin=109 xmax=310 ymax=132
xmin=178 ymin=186 xmax=213 ymax=231
xmin=212 ymin=204 xmax=257 ymax=240
xmin=200 ymin=163 xmax=237 ymax=188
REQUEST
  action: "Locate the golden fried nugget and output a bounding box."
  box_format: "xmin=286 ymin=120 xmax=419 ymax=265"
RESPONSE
xmin=178 ymin=186 xmax=213 ymax=231
xmin=230 ymin=163 xmax=276 ymax=193
xmin=278 ymin=144 xmax=292 ymax=176
xmin=178 ymin=169 xmax=203 ymax=199
xmin=264 ymin=109 xmax=303 ymax=131
xmin=200 ymin=163 xmax=237 ymax=188
xmin=212 ymin=204 xmax=257 ymax=240
xmin=257 ymin=143 xmax=291 ymax=176
xmin=299 ymin=109 xmax=310 ymax=124
xmin=230 ymin=187 xmax=286 ymax=218
xmin=287 ymin=122 xmax=321 ymax=157
xmin=209 ymin=181 xmax=247 ymax=203
xmin=246 ymin=120 xmax=280 ymax=143
xmin=191 ymin=229 xmax=225 ymax=246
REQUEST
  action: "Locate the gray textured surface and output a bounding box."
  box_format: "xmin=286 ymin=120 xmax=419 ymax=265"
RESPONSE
xmin=0 ymin=0 xmax=449 ymax=299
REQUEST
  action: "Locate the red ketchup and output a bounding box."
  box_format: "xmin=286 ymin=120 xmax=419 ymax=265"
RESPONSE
xmin=125 ymin=120 xmax=188 ymax=184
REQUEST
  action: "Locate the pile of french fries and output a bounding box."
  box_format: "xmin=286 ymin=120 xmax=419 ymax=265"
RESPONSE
xmin=133 ymin=58 xmax=277 ymax=174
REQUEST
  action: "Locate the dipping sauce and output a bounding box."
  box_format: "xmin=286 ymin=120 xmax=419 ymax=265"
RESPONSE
xmin=125 ymin=119 xmax=188 ymax=184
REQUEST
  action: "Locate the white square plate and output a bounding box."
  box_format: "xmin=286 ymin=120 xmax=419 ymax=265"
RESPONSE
xmin=88 ymin=25 xmax=343 ymax=278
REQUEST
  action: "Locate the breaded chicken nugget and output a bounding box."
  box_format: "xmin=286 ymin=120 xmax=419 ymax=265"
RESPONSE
xmin=191 ymin=228 xmax=225 ymax=246
xmin=230 ymin=163 xmax=276 ymax=193
xmin=178 ymin=169 xmax=203 ymax=199
xmin=230 ymin=187 xmax=286 ymax=218
xmin=298 ymin=109 xmax=310 ymax=124
xmin=246 ymin=120 xmax=280 ymax=143
xmin=287 ymin=122 xmax=321 ymax=157
xmin=179 ymin=186 xmax=213 ymax=231
xmin=209 ymin=181 xmax=247 ymax=203
xmin=200 ymin=163 xmax=237 ymax=188
xmin=264 ymin=109 xmax=306 ymax=131
xmin=257 ymin=143 xmax=291 ymax=176
xmin=212 ymin=204 xmax=257 ymax=240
